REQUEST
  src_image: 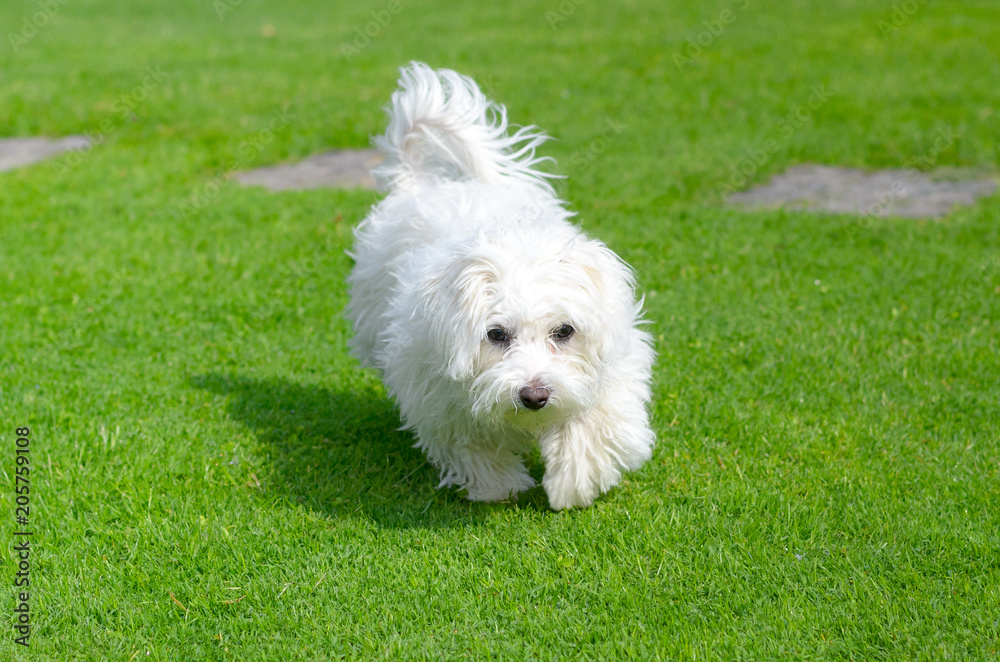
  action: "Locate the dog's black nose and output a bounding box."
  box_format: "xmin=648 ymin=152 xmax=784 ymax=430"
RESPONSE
xmin=519 ymin=385 xmax=549 ymax=411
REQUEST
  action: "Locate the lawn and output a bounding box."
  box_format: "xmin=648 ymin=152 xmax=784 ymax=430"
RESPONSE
xmin=2 ymin=0 xmax=999 ymax=659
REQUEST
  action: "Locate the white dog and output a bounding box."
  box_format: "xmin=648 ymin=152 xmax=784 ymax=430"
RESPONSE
xmin=346 ymin=62 xmax=655 ymax=510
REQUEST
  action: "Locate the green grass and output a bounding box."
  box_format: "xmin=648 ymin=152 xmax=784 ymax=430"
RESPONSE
xmin=2 ymin=0 xmax=999 ymax=659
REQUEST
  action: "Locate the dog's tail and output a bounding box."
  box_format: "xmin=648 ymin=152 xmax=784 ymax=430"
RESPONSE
xmin=372 ymin=62 xmax=558 ymax=194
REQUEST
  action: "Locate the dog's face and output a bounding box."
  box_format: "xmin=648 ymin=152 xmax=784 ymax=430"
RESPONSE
xmin=471 ymin=307 xmax=596 ymax=430
xmin=424 ymin=229 xmax=639 ymax=430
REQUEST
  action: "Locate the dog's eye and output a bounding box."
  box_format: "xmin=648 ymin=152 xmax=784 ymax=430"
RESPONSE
xmin=553 ymin=324 xmax=575 ymax=340
xmin=486 ymin=327 xmax=509 ymax=344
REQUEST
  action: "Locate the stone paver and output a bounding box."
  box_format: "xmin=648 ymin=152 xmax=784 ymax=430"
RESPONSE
xmin=235 ymin=149 xmax=382 ymax=191
xmin=0 ymin=136 xmax=91 ymax=172
xmin=728 ymin=164 xmax=997 ymax=218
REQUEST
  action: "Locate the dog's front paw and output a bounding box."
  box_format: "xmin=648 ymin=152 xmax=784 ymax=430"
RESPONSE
xmin=539 ymin=431 xmax=620 ymax=510
xmin=539 ymin=402 xmax=653 ymax=510
xmin=542 ymin=470 xmax=601 ymax=510
xmin=464 ymin=471 xmax=536 ymax=502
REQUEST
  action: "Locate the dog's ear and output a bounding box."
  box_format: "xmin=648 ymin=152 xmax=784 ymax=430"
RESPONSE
xmin=563 ymin=239 xmax=642 ymax=364
xmin=419 ymin=251 xmax=500 ymax=381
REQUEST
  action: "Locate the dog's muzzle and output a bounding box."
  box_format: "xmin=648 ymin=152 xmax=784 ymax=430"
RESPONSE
xmin=518 ymin=385 xmax=550 ymax=411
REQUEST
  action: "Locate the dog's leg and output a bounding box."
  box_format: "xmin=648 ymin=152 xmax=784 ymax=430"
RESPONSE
xmin=428 ymin=435 xmax=535 ymax=502
xmin=540 ymin=396 xmax=654 ymax=510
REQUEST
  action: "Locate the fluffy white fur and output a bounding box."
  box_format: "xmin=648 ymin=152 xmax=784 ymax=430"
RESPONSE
xmin=346 ymin=62 xmax=655 ymax=510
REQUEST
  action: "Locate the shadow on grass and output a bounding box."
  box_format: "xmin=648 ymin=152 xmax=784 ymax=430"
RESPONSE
xmin=190 ymin=373 xmax=550 ymax=529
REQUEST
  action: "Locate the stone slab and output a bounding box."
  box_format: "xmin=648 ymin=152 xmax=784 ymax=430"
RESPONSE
xmin=0 ymin=136 xmax=91 ymax=172
xmin=728 ymin=164 xmax=998 ymax=218
xmin=235 ymin=149 xmax=382 ymax=191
